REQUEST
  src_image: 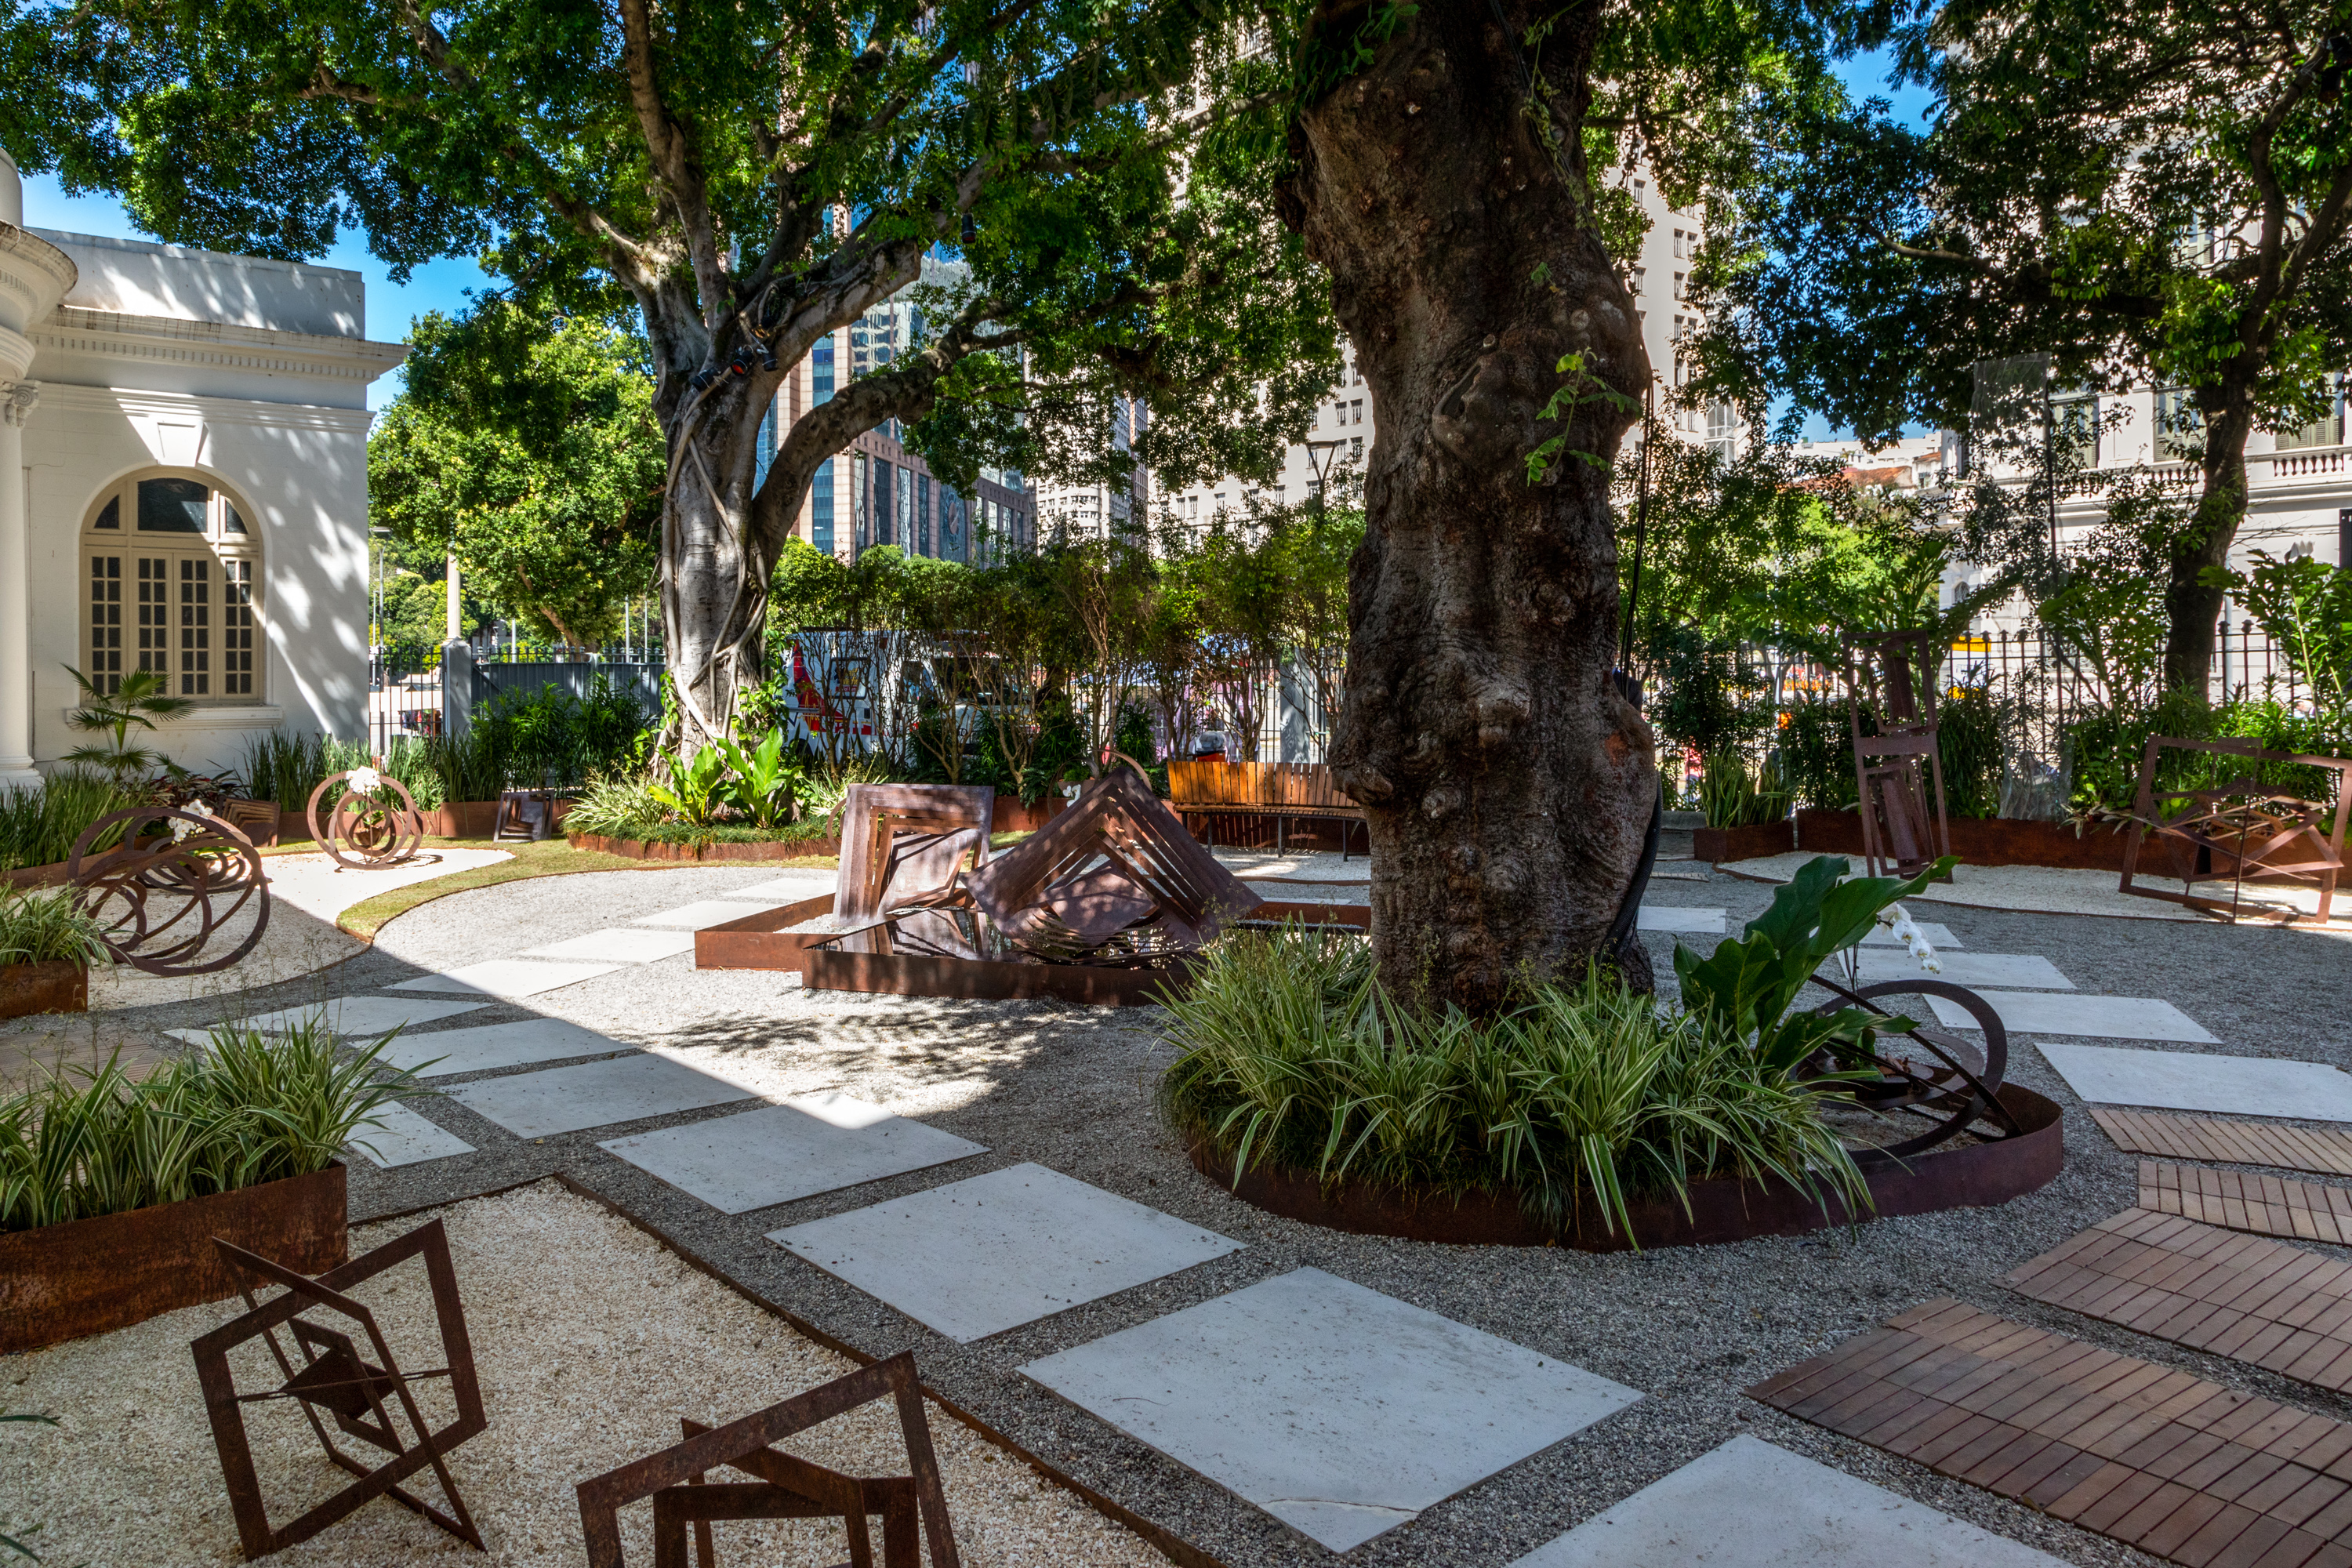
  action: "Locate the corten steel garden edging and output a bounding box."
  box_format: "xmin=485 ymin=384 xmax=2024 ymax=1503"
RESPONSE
xmin=1692 ymin=820 xmax=1795 ymax=863
xmin=568 ymin=831 xmax=843 ymax=862
xmin=1797 ymin=808 xmax=2136 ymax=871
xmin=0 ymin=1161 xmax=347 ymax=1354
xmin=695 ymin=895 xmax=840 ymax=973
xmin=0 ymin=959 xmax=88 ymax=1018
xmin=1185 ymin=1083 xmax=2063 ymax=1251
xmin=800 ymin=900 xmax=1372 ymax=1006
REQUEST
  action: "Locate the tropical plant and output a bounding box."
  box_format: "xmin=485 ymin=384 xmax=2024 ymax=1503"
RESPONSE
xmin=562 ymin=775 xmax=666 ymax=838
xmin=715 ymin=729 xmax=799 ymax=828
xmin=238 ymin=728 xmax=335 ymax=815
xmin=2223 ymin=552 xmax=2352 ymax=716
xmin=1673 ymin=853 xmax=1955 ymax=1087
xmin=647 ymin=746 xmax=726 ymax=826
xmin=0 ymin=773 xmax=139 ymax=871
xmin=0 ymin=887 xmax=113 ymax=969
xmin=0 ymin=1022 xmax=426 ymax=1232
xmin=1160 ymin=925 xmax=1869 ymax=1245
xmin=1697 ymin=749 xmax=1791 ymax=829
xmin=61 ymin=666 xmax=194 ymax=781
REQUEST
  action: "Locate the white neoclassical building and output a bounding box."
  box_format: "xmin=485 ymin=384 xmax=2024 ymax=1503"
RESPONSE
xmin=0 ymin=148 xmax=403 ymax=789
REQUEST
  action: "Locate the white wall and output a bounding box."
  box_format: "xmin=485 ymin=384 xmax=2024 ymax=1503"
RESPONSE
xmin=35 ymin=230 xmax=364 ymax=340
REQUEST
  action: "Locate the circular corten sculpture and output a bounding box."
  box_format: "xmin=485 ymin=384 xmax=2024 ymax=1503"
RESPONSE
xmin=67 ymin=808 xmax=270 ymax=976
xmin=306 ymin=764 xmax=423 ymax=871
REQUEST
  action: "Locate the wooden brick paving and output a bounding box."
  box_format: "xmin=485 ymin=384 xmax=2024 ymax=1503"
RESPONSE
xmin=2094 ymin=1109 xmax=2352 ymax=1178
xmin=2143 ymin=1163 xmax=2352 ymax=1247
xmin=1750 ymin=1297 xmax=2352 ymax=1568
xmin=2008 ymin=1209 xmax=2352 ymax=1396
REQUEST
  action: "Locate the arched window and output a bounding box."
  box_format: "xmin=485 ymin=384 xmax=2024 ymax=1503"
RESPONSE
xmin=82 ymin=471 xmax=260 ymax=701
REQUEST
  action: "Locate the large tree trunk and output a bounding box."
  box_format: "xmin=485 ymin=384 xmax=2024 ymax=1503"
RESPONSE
xmin=1279 ymin=0 xmax=1657 ymax=1012
xmin=2159 ymin=393 xmax=2256 ymax=695
xmin=659 ymin=376 xmax=779 ymax=749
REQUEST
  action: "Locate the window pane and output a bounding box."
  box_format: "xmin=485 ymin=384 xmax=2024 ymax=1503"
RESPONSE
xmin=224 ymin=561 xmax=255 ymax=696
xmin=137 ymin=477 xmax=209 ymax=534
xmin=90 ymin=556 xmax=122 ymax=691
xmin=137 ymin=557 xmax=169 ymax=677
xmin=92 ymin=497 xmax=120 ymax=531
xmin=223 ymin=503 xmax=249 ymax=535
xmin=180 ymin=557 xmax=212 ymax=695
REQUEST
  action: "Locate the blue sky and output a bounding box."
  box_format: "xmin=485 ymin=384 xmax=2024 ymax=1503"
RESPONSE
xmin=23 ymin=48 xmax=1935 ymax=422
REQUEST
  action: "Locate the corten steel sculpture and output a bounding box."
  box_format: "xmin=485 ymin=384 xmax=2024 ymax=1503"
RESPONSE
xmin=834 ymin=784 xmax=994 ymax=924
xmin=191 ymin=1219 xmax=488 ymax=1560
xmin=964 ymin=767 xmax=1258 ymax=962
xmin=1844 ymin=630 xmax=1954 ymax=880
xmin=2119 ymin=736 xmax=2352 ymax=924
xmin=307 ymin=763 xmax=425 ymax=870
xmin=574 ymin=1352 xmax=960 ymax=1568
xmin=67 ymin=807 xmax=269 ymax=976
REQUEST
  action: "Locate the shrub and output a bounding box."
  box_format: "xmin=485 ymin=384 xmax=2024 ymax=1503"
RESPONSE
xmin=0 ymin=1021 xmax=426 ymax=1231
xmin=0 ymin=773 xmax=140 ymax=871
xmin=0 ymin=887 xmax=113 ymax=968
xmin=564 ymin=775 xmax=666 ymax=837
xmin=1697 ymin=748 xmax=1791 ymax=829
xmin=1936 ymin=686 xmax=2012 ymax=820
xmin=1777 ymin=697 xmax=1862 ymax=811
xmin=239 ymin=729 xmax=335 ymax=814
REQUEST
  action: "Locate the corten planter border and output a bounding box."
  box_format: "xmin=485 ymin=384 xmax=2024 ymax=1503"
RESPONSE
xmin=1187 ymin=1084 xmax=2063 ymax=1252
xmin=0 ymin=1162 xmax=347 ymax=1355
xmin=1796 ymin=808 xmax=2135 ymax=871
xmin=695 ymin=894 xmax=840 ymax=972
xmin=1692 ymin=819 xmax=1795 ymax=863
xmin=0 ymin=960 xmax=88 ymax=1018
xmin=570 ymin=831 xmax=843 ymax=862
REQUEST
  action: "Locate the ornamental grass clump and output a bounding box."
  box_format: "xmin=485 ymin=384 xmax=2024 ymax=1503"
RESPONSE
xmin=1158 ymin=924 xmax=1868 ymax=1243
xmin=0 ymin=887 xmax=112 ymax=969
xmin=0 ymin=1020 xmax=426 ymax=1232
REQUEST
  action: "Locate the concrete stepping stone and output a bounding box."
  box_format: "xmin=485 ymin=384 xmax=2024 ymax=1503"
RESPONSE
xmin=385 ymin=959 xmax=621 ymax=998
xmin=1820 ymin=953 xmax=2071 ymax=990
xmin=2035 ymin=1041 xmax=2352 ymax=1119
xmin=2091 ymin=1106 xmax=2352 ymax=1174
xmin=1750 ymin=1297 xmax=2352 ymax=1568
xmin=201 ymin=996 xmax=488 ymax=1040
xmin=1922 ymin=992 xmax=2216 ymax=1043
xmin=1859 ymin=920 xmax=1960 ymax=949
xmin=347 ymin=1102 xmax=474 ymax=1167
xmin=521 ymin=927 xmax=699 ymax=964
xmin=2139 ymin=1159 xmax=2352 ymax=1246
xmin=719 ymin=875 xmax=834 ymax=901
xmin=446 ymin=1053 xmax=755 ymax=1138
xmin=1507 ymin=1433 xmax=2067 ymax=1566
xmin=601 ymin=1093 xmax=987 ymax=1214
xmin=632 ymin=899 xmax=797 ymax=929
xmin=372 ymin=1018 xmax=633 ymax=1078
xmin=1637 ymin=906 xmax=1724 ymax=934
xmin=768 ymin=1162 xmax=1243 ymax=1342
xmin=1021 ymin=1267 xmax=1640 ymax=1553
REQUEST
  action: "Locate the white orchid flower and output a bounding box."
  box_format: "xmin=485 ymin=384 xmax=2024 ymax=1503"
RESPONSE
xmin=346 ymin=766 xmax=384 ymax=797
xmin=1874 ymin=902 xmax=1939 ymax=974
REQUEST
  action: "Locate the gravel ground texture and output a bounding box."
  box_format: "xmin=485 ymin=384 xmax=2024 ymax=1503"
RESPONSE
xmin=0 ymin=1181 xmax=1168 ymax=1567
xmin=29 ymin=853 xmax=2352 ymax=1568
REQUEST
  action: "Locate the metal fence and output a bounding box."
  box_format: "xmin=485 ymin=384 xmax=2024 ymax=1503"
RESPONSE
xmin=367 ymin=641 xmax=666 ymax=756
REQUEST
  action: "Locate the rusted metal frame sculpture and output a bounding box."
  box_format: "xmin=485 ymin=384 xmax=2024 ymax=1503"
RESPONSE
xmin=575 ymin=1352 xmax=959 ymax=1568
xmin=307 ymin=762 xmax=424 ymax=870
xmin=191 ymin=1218 xmax=487 ymax=1560
xmin=965 ymin=768 xmax=1258 ymax=964
xmin=1844 ymin=630 xmax=1954 ymax=880
xmin=2118 ymin=735 xmax=2352 ymax=924
xmin=493 ymin=789 xmax=559 ymax=842
xmin=1808 ymin=971 xmax=2025 ymax=1158
xmin=834 ymin=784 xmax=994 ymax=924
xmin=66 ymin=807 xmax=269 ymax=976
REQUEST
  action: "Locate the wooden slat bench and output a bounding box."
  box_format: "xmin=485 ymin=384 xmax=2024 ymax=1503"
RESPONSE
xmin=1167 ymin=760 xmax=1367 ymax=858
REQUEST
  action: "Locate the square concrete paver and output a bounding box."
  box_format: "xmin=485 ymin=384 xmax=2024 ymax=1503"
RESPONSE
xmin=1022 ymin=1267 xmax=1641 ymax=1553
xmin=632 ymin=900 xmax=796 ymax=930
xmin=601 ymin=1093 xmax=987 ymax=1214
xmin=768 ymin=1163 xmax=1243 ymax=1342
xmin=1637 ymin=906 xmax=1724 ymax=935
xmin=1858 ymin=920 xmax=1960 ymax=949
xmin=1922 ymin=990 xmax=2216 ymax=1043
xmin=2036 ymin=1040 xmax=2352 ymax=1120
xmin=521 ymin=927 xmax=699 ymax=964
xmin=719 ymin=876 xmax=834 ymax=902
xmin=375 ymin=1018 xmax=634 ymax=1078
xmin=1508 ymin=1434 xmax=2067 ymax=1566
xmin=347 ymin=1102 xmax=475 ymax=1167
xmin=1822 ymin=952 xmax=2071 ymax=991
xmin=211 ymin=996 xmax=489 ymax=1040
xmin=446 ymin=1053 xmax=756 ymax=1137
xmin=385 ymin=960 xmax=621 ymax=998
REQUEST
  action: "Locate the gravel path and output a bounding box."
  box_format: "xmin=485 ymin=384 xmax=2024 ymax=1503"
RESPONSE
xmin=29 ymin=855 xmax=2352 ymax=1567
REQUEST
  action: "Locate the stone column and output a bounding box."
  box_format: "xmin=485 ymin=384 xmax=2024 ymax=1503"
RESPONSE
xmin=0 ymin=379 xmax=38 ymax=789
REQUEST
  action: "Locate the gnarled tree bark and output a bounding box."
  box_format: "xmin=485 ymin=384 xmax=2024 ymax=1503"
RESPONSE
xmin=1279 ymin=0 xmax=1657 ymax=1012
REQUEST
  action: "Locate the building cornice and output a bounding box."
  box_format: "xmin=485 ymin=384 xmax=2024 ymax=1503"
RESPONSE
xmin=28 ymin=303 xmax=407 ymax=384
xmin=0 ymin=224 xmax=78 ymax=340
xmin=31 ymin=381 xmax=377 ymax=432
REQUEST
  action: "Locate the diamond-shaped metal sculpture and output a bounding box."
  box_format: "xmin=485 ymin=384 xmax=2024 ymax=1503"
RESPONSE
xmin=834 ymin=784 xmax=994 ymax=924
xmin=574 ymin=1352 xmax=960 ymax=1568
xmin=191 ymin=1218 xmax=488 ymax=1559
xmin=1845 ymin=629 xmax=1953 ymax=880
xmin=2121 ymin=736 xmax=2352 ymax=924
